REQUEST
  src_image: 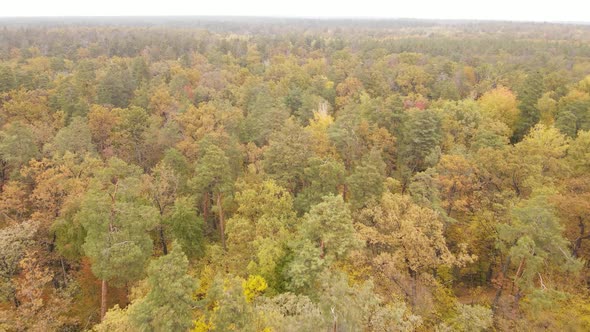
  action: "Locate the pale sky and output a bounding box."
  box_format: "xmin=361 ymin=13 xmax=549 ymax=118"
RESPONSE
xmin=1 ymin=0 xmax=588 ymax=23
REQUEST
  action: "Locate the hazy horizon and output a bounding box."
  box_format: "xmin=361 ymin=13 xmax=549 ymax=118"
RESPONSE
xmin=2 ymin=0 xmax=589 ymax=23
xmin=0 ymin=15 xmax=588 ymax=26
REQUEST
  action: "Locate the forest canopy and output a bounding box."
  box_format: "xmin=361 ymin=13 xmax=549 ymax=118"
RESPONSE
xmin=1 ymin=17 xmax=590 ymax=331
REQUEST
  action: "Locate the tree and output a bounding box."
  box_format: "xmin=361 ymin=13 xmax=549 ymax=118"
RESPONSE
xmin=166 ymin=197 xmax=205 ymax=259
xmin=240 ymin=86 xmax=290 ymax=145
xmin=357 ymin=193 xmax=468 ymax=308
xmin=97 ymin=64 xmax=134 ymax=108
xmin=143 ymin=162 xmax=180 ymax=255
xmin=435 ymin=154 xmax=481 ymax=217
xmin=327 ymin=104 xmax=366 ymax=169
xmin=5 ymin=251 xmax=73 ymax=331
xmin=49 ymin=76 xmax=89 ymax=119
xmin=398 ymin=109 xmax=442 ymax=188
xmin=305 ymin=107 xmax=339 ymax=158
xmin=568 ymin=130 xmax=590 ymax=174
xmin=442 ymin=303 xmax=493 ymax=332
xmin=0 ymin=180 xmax=29 ymax=221
xmin=0 ymin=122 xmax=40 ymax=187
xmin=0 ymin=221 xmax=38 ymax=307
xmin=176 ymin=101 xmax=243 ymax=161
xmin=346 ymin=149 xmax=386 ymax=209
xmin=129 ymin=244 xmax=196 ymax=332
xmin=286 ymin=195 xmax=359 ymax=291
xmin=191 ymin=141 xmax=232 ymax=250
xmin=0 ymin=65 xmax=16 ymax=93
xmin=300 ymin=195 xmax=359 ymax=262
xmin=515 ymin=124 xmax=569 ymax=181
xmin=255 ymin=292 xmax=326 ymax=332
xmin=113 ymin=106 xmax=150 ymax=167
xmin=225 ymin=180 xmax=296 ymax=289
xmin=478 ymin=86 xmax=520 ymax=134
xmin=316 ymin=272 xmax=422 ymax=332
xmin=87 ymin=104 xmax=121 ymax=154
xmin=494 ymin=193 xmax=582 ymax=310
xmin=263 ymin=118 xmax=313 ymax=194
xmin=44 ymin=116 xmax=96 ymax=158
xmin=77 ymin=158 xmax=158 ymax=319
xmin=514 ymin=71 xmax=544 ymax=142
xmin=295 ymin=157 xmax=345 ymax=214
xmin=195 ymin=275 xmax=260 ymax=332
xmin=552 ymin=177 xmax=590 ymax=259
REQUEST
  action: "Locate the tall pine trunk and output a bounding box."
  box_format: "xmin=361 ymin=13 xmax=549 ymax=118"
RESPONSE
xmin=217 ymin=192 xmax=226 ymax=251
xmin=573 ymin=217 xmax=587 ymax=258
xmin=203 ymin=192 xmax=209 ymax=224
xmin=159 ymin=225 xmax=168 ymax=255
xmin=410 ymin=269 xmax=417 ymax=309
xmin=100 ymin=279 xmax=108 ymax=320
xmin=493 ymin=255 xmax=511 ymax=311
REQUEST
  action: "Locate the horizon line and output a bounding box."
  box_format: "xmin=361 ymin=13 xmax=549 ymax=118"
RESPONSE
xmin=0 ymin=15 xmax=588 ymax=25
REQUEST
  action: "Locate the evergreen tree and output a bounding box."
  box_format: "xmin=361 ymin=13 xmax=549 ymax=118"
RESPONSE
xmin=77 ymin=158 xmax=158 ymax=319
xmin=514 ymin=71 xmax=544 ymax=142
xmin=191 ymin=141 xmax=232 ymax=250
xmin=398 ymin=109 xmax=442 ymax=187
xmin=0 ymin=65 xmax=16 ymax=93
xmin=346 ymin=149 xmax=387 ymax=209
xmin=129 ymin=244 xmax=196 ymax=332
xmin=263 ymin=118 xmax=312 ymax=194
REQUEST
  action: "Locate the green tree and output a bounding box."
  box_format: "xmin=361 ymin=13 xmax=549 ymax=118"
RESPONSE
xmin=143 ymin=162 xmax=180 ymax=255
xmin=286 ymin=195 xmax=359 ymax=291
xmin=240 ymin=86 xmax=289 ymax=145
xmin=196 ymin=275 xmax=260 ymax=332
xmin=0 ymin=65 xmax=16 ymax=93
xmin=295 ymin=157 xmax=346 ymax=214
xmin=77 ymin=158 xmax=158 ymax=319
xmin=167 ymin=197 xmax=205 ymax=259
xmin=346 ymin=149 xmax=387 ymax=209
xmin=494 ymin=193 xmax=582 ymax=309
xmin=398 ymin=109 xmax=442 ymax=188
xmin=263 ymin=118 xmax=312 ymax=193
xmin=44 ymin=116 xmax=96 ymax=158
xmin=0 ymin=122 xmax=40 ymax=187
xmin=97 ymin=64 xmax=134 ymax=108
xmin=191 ymin=141 xmax=233 ymax=250
xmin=514 ymin=71 xmax=544 ymax=142
xmin=129 ymin=244 xmax=197 ymax=332
xmin=114 ymin=106 xmax=150 ymax=167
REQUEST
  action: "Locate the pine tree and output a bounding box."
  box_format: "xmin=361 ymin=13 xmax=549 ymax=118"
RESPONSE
xmin=191 ymin=141 xmax=232 ymax=250
xmin=263 ymin=118 xmax=313 ymax=194
xmin=129 ymin=244 xmax=196 ymax=332
xmin=514 ymin=71 xmax=544 ymax=142
xmin=346 ymin=149 xmax=387 ymax=209
xmin=77 ymin=158 xmax=158 ymax=319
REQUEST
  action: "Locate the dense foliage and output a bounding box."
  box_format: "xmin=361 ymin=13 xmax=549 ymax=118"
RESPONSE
xmin=1 ymin=17 xmax=590 ymax=331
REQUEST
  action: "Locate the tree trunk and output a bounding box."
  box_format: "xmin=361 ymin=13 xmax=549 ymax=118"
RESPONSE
xmin=493 ymin=255 xmax=511 ymax=311
xmin=60 ymin=257 xmax=68 ymax=285
xmin=341 ymin=183 xmax=348 ymax=202
xmin=100 ymin=279 xmax=108 ymax=320
xmin=217 ymin=193 xmax=226 ymax=251
xmin=331 ymin=307 xmax=338 ymax=332
xmin=573 ymin=217 xmax=586 ymax=258
xmin=410 ymin=269 xmax=417 ymax=309
xmin=159 ymin=225 xmax=168 ymax=255
xmin=203 ymin=192 xmax=210 ymax=227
